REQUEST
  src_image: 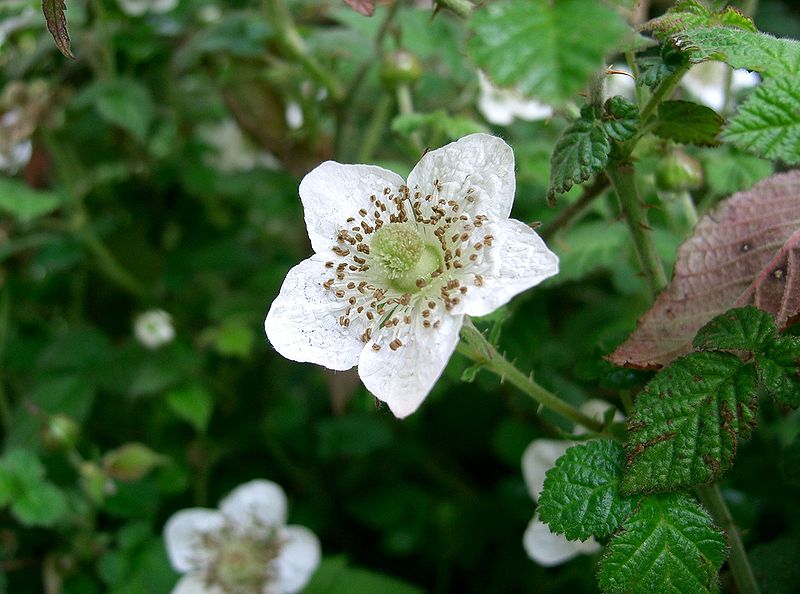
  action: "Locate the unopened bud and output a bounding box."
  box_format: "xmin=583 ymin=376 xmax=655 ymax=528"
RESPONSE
xmin=103 ymin=443 xmax=167 ymax=482
xmin=380 ymin=50 xmax=423 ymax=89
xmin=40 ymin=414 xmax=80 ymax=451
xmin=655 ymin=150 xmax=703 ymax=192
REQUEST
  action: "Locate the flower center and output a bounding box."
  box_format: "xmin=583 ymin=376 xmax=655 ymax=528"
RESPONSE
xmin=370 ymin=223 xmax=442 ymax=292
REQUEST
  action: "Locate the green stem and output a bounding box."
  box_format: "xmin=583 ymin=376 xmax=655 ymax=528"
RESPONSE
xmin=638 ymin=63 xmax=690 ymax=128
xmin=437 ymin=0 xmax=474 ymax=18
xmin=357 ymin=94 xmax=393 ymax=163
xmin=80 ymin=228 xmax=149 ymax=299
xmin=607 ymin=163 xmax=668 ymax=296
xmin=0 ymin=288 xmax=10 ymax=431
xmin=458 ymin=319 xmax=605 ymax=434
xmin=396 ymin=83 xmax=424 ymax=154
xmin=541 ymin=174 xmax=609 ymax=241
xmin=696 ymin=483 xmax=761 ymax=594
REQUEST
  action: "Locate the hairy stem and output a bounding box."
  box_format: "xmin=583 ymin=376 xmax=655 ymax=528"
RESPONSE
xmin=458 ymin=319 xmax=605 ymax=434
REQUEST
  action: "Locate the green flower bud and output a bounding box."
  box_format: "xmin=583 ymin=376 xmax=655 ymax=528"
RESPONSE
xmin=655 ymin=150 xmax=703 ymax=192
xmin=40 ymin=414 xmax=80 ymax=451
xmin=380 ymin=50 xmax=423 ymax=89
xmin=103 ymin=443 xmax=167 ymax=482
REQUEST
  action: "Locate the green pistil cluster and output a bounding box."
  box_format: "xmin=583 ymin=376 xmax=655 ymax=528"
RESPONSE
xmin=202 ymin=526 xmax=282 ymax=594
xmin=370 ymin=223 xmax=442 ymax=292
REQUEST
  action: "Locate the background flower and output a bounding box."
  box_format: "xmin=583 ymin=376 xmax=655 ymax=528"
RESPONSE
xmin=134 ymin=309 xmax=175 ymax=349
xmin=477 ymin=71 xmax=553 ymax=125
xmin=681 ymin=61 xmax=760 ymax=112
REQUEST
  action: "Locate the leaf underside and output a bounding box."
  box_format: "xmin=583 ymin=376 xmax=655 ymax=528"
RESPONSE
xmin=42 ymin=0 xmax=74 ymax=59
xmin=654 ymin=100 xmax=724 ymax=146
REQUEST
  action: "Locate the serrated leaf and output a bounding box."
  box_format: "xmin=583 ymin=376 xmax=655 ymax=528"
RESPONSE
xmin=599 ymin=493 xmax=728 ymax=594
xmin=548 ymin=118 xmax=610 ymax=200
xmin=722 ymin=77 xmax=800 ymax=164
xmin=76 ymin=79 xmax=154 ymax=142
xmin=42 ymin=0 xmax=74 ymax=59
xmin=642 ymin=0 xmax=756 ymax=41
xmin=0 ymin=178 xmax=65 ymax=224
xmin=692 ymin=306 xmax=776 ymax=353
xmin=603 ymin=96 xmax=640 ymax=142
xmin=538 ymin=440 xmax=640 ymax=540
xmin=467 ymin=0 xmax=628 ymax=104
xmin=654 ymin=100 xmax=723 ymax=146
xmin=166 ymin=385 xmax=214 ymax=432
xmin=13 ymin=482 xmax=69 ymax=527
xmin=610 ymin=171 xmax=800 ymax=369
xmin=621 ymin=351 xmax=757 ymax=494
xmin=757 ymin=336 xmax=800 ymax=408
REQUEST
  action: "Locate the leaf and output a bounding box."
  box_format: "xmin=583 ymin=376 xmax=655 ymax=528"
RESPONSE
xmin=547 ymin=221 xmax=628 ymax=285
xmin=654 ymin=100 xmax=724 ymax=146
xmin=548 ymin=116 xmax=610 ymax=201
xmin=757 ymin=336 xmax=800 ymax=408
xmin=603 ymin=96 xmax=640 ymax=142
xmin=642 ymin=0 xmax=756 ymax=41
xmin=701 ymin=145 xmax=773 ymax=196
xmin=166 ymin=385 xmax=214 ymax=432
xmin=343 ymin=0 xmax=375 ymax=16
xmin=609 ymin=171 xmax=800 ymax=369
xmin=598 ymin=493 xmax=728 ymax=594
xmin=305 ymin=556 xmax=425 ymax=594
xmin=0 ymin=178 xmax=65 ymax=223
xmin=467 ymin=0 xmax=628 ymax=104
xmin=621 ymin=351 xmax=757 ymax=495
xmin=42 ymin=0 xmax=74 ymax=59
xmin=13 ymin=482 xmax=69 ymax=527
xmin=391 ymin=112 xmax=487 ymax=143
xmin=722 ymin=77 xmax=800 ymax=164
xmin=692 ymin=306 xmax=776 ymax=353
xmin=76 ymin=79 xmax=155 ymax=142
xmin=538 ymin=440 xmax=640 ymax=540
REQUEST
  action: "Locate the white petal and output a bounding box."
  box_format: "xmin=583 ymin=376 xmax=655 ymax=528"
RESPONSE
xmin=731 ymin=68 xmax=760 ymax=92
xmin=116 ymin=0 xmax=149 ymax=16
xmin=406 ymin=134 xmax=516 ymax=221
xmin=521 ymin=439 xmax=573 ymax=502
xmin=299 ymin=162 xmax=405 ymax=254
xmin=273 ymin=525 xmax=322 ymax=594
xmin=219 ymin=480 xmax=288 ymax=529
xmin=151 ymin=0 xmax=178 ymax=13
xmin=457 ymin=219 xmax=559 ymax=317
xmin=164 ymin=509 xmax=225 ymax=573
xmin=523 ymin=514 xmax=601 ymax=567
xmin=358 ymin=313 xmax=464 ymax=418
xmin=580 ymin=399 xmax=624 ymax=423
xmin=171 ymin=573 xmax=223 ymax=594
xmin=265 ymin=256 xmax=364 ymax=371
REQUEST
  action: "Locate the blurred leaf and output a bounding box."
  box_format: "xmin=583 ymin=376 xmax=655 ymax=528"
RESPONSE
xmin=599 ymin=493 xmax=727 ymax=594
xmin=37 ymin=326 xmax=111 ymax=373
xmin=103 ymin=443 xmax=168 ymax=482
xmin=317 ymin=415 xmax=392 ymax=459
xmin=305 ymin=556 xmax=425 ymax=594
xmin=76 ymin=79 xmax=154 ymax=142
xmin=0 ymin=178 xmax=65 ymax=223
xmin=548 ymin=115 xmax=610 ymax=200
xmin=548 ymin=221 xmax=628 ymax=285
xmin=12 ymin=482 xmax=69 ymax=526
xmin=42 ymin=0 xmax=74 ymax=58
xmin=701 ymin=145 xmax=772 ymax=195
xmin=643 ymin=0 xmax=756 ymax=41
xmin=749 ymin=537 xmax=800 ymax=594
xmin=166 ymin=384 xmax=214 ymax=432
xmin=654 ymin=100 xmax=724 ymax=146
xmin=202 ymin=320 xmax=256 ymax=358
xmin=391 ymin=111 xmax=487 ymax=143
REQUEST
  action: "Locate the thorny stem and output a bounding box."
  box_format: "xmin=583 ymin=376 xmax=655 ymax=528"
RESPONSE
xmin=696 ymin=483 xmax=761 ymax=594
xmin=458 ymin=318 xmax=606 ymax=434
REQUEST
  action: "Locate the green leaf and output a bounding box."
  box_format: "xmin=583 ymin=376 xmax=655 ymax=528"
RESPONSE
xmin=76 ymin=79 xmax=155 ymax=142
xmin=538 ymin=440 xmax=640 ymax=540
xmin=467 ymin=0 xmax=628 ymax=104
xmin=700 ymin=144 xmax=773 ymax=195
xmin=722 ymin=77 xmax=800 ymax=164
xmin=654 ymin=100 xmax=724 ymax=146
xmin=0 ymin=178 xmax=65 ymax=223
xmin=621 ymin=351 xmax=758 ymax=494
xmin=599 ymin=493 xmax=728 ymax=594
xmin=548 ymin=117 xmax=610 ymax=200
xmin=603 ymin=96 xmax=640 ymax=142
xmin=692 ymin=306 xmax=776 ymax=354
xmin=166 ymin=385 xmax=214 ymax=432
xmin=42 ymin=0 xmax=74 ymax=58
xmin=757 ymin=336 xmax=800 ymax=408
xmin=305 ymin=556 xmax=425 ymax=594
xmin=637 ymin=46 xmax=688 ymax=88
xmin=643 ymin=0 xmax=756 ymax=41
xmin=749 ymin=537 xmax=800 ymax=594
xmin=391 ymin=112 xmax=487 ymax=142
xmin=547 ymin=221 xmax=627 ymax=285
xmin=13 ymin=482 xmax=69 ymax=527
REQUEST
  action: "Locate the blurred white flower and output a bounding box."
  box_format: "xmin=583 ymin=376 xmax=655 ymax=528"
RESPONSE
xmin=117 ymin=0 xmax=178 ymax=17
xmin=285 ymin=102 xmax=303 ymax=130
xmin=196 ymin=119 xmax=279 ymax=173
xmin=521 ymin=399 xmax=623 ymax=566
xmin=0 ymin=7 xmax=39 ymax=50
xmin=134 ymin=309 xmax=175 ymax=349
xmin=265 ymin=134 xmax=559 ymax=418
xmin=164 ymin=479 xmax=321 ymax=594
xmin=681 ymin=61 xmax=760 ymax=112
xmin=0 ymin=138 xmax=31 ymax=174
xmin=477 ymin=71 xmax=553 ymax=126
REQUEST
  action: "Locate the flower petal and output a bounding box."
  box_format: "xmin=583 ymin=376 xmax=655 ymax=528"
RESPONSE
xmin=299 ymin=162 xmax=405 ymax=254
xmin=273 ymin=525 xmax=322 ymax=594
xmin=406 ymin=134 xmax=516 ymax=221
xmin=523 ymin=513 xmax=601 ymax=567
xmin=171 ymin=573 xmax=223 ymax=594
xmin=358 ymin=313 xmax=464 ymax=418
xmin=457 ymin=219 xmax=559 ymax=317
xmin=219 ymin=479 xmax=288 ymax=529
xmin=521 ymin=439 xmax=573 ymax=502
xmin=265 ymin=256 xmax=364 ymax=372
xmin=164 ymin=508 xmax=225 ymax=573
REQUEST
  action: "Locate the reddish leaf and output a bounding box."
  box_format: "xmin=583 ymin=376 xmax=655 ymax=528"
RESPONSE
xmin=610 ymin=171 xmax=800 ymax=369
xmin=42 ymin=0 xmax=74 ymax=59
xmin=344 ymin=0 xmax=376 ymax=16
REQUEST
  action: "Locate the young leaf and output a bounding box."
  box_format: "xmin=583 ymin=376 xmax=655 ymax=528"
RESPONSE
xmin=548 ymin=117 xmax=610 ymax=201
xmin=598 ymin=493 xmax=728 ymax=594
xmin=621 ymin=351 xmax=758 ymax=494
xmin=166 ymin=385 xmax=214 ymax=432
xmin=538 ymin=440 xmax=640 ymax=540
xmin=603 ymin=96 xmax=640 ymax=142
xmin=654 ymin=100 xmax=724 ymax=146
xmin=757 ymin=336 xmax=800 ymax=408
xmin=642 ymin=0 xmax=756 ymax=41
xmin=609 ymin=171 xmax=800 ymax=369
xmin=0 ymin=178 xmax=65 ymax=224
xmin=13 ymin=482 xmax=69 ymax=527
xmin=42 ymin=0 xmax=74 ymax=59
xmin=467 ymin=0 xmax=628 ymax=104
xmin=692 ymin=306 xmax=776 ymax=353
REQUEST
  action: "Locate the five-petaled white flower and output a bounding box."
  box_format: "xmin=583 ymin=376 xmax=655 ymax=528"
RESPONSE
xmin=134 ymin=309 xmax=175 ymax=349
xmin=164 ymin=479 xmax=321 ymax=594
xmin=265 ymin=134 xmax=559 ymax=418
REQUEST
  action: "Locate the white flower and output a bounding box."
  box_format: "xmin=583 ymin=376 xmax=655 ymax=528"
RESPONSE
xmin=477 ymin=72 xmax=553 ymax=126
xmin=265 ymin=134 xmax=559 ymax=418
xmin=0 ymin=109 xmax=33 ymax=174
xmin=197 ymin=119 xmax=279 ymax=173
xmin=0 ymin=138 xmax=31 ymax=174
xmin=521 ymin=399 xmax=623 ymax=566
xmin=134 ymin=309 xmax=175 ymax=349
xmin=164 ymin=479 xmax=321 ymax=594
xmin=681 ymin=61 xmax=760 ymax=112
xmin=285 ymin=102 xmax=304 ymax=130
xmin=117 ymin=0 xmax=178 ymax=17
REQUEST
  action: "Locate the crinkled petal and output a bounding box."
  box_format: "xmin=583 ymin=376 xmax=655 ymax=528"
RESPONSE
xmin=406 ymin=134 xmax=516 ymax=221
xmin=164 ymin=508 xmax=225 ymax=573
xmin=273 ymin=525 xmax=322 ymax=594
xmin=299 ymin=162 xmax=405 ymax=254
xmin=521 ymin=439 xmax=573 ymax=502
xmin=219 ymin=479 xmax=288 ymax=529
xmin=171 ymin=573 xmax=223 ymax=594
xmin=265 ymin=256 xmax=364 ymax=371
xmin=358 ymin=314 xmax=464 ymax=418
xmin=457 ymin=219 xmax=559 ymax=317
xmin=523 ymin=513 xmax=601 ymax=567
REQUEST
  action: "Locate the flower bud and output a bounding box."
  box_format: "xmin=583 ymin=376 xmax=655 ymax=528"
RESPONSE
xmin=79 ymin=462 xmax=112 ymax=504
xmin=40 ymin=414 xmax=80 ymax=451
xmin=103 ymin=443 xmax=167 ymax=482
xmin=655 ymin=150 xmax=703 ymax=192
xmin=380 ymin=50 xmax=423 ymax=89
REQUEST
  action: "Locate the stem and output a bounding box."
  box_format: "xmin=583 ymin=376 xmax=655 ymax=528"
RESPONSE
xmin=638 ymin=63 xmax=690 ymax=128
xmin=80 ymin=228 xmax=149 ymax=299
xmin=607 ymin=163 xmax=668 ymax=296
xmin=436 ymin=0 xmax=474 ymax=18
xmin=396 ymin=83 xmax=424 ymax=154
xmin=541 ymin=174 xmax=609 ymax=240
xmin=696 ymin=483 xmax=761 ymax=594
xmin=458 ymin=319 xmax=605 ymax=434
xmin=357 ymin=94 xmax=393 ymax=163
